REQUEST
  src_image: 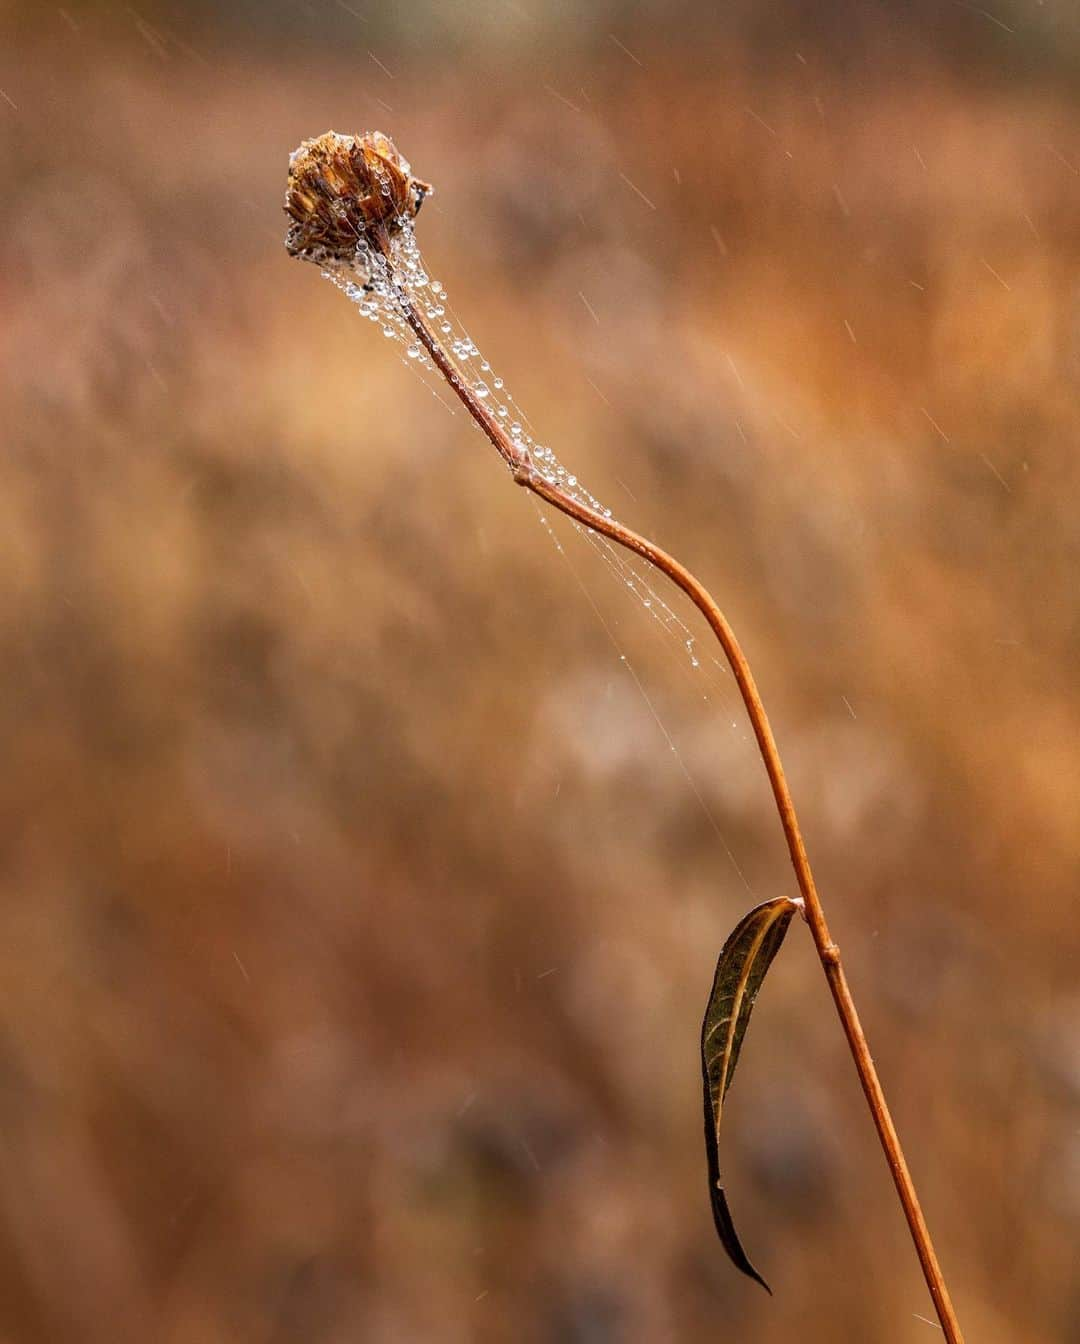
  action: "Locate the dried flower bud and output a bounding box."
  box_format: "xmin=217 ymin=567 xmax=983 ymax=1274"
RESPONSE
xmin=284 ymin=130 xmax=432 ymax=266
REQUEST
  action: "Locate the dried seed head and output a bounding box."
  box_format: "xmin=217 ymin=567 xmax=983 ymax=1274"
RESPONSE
xmin=284 ymin=130 xmax=432 ymax=266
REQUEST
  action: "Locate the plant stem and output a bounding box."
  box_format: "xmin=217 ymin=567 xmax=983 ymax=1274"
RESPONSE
xmin=379 ymin=232 xmax=964 ymax=1342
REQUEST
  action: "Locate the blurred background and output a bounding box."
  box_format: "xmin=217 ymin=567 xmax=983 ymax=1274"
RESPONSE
xmin=1 ymin=1 xmax=1079 ymax=1340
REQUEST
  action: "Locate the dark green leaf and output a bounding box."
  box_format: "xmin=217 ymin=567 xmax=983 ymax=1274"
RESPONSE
xmin=701 ymin=895 xmax=797 ymax=1292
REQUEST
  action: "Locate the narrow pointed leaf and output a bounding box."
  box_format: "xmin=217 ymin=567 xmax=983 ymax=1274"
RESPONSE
xmin=701 ymin=895 xmax=797 ymax=1291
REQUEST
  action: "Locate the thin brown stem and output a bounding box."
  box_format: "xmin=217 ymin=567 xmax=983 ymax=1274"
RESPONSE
xmin=381 ymin=235 xmax=963 ymax=1342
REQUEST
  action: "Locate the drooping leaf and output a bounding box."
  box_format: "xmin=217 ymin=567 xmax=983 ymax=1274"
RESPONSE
xmin=701 ymin=895 xmax=797 ymax=1292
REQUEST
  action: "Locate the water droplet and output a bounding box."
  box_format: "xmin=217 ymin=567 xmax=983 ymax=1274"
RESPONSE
xmin=474 ymin=381 xmax=490 ymax=398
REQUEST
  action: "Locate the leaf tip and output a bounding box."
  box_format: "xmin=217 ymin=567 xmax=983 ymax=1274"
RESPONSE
xmin=708 ymin=1177 xmax=772 ymax=1294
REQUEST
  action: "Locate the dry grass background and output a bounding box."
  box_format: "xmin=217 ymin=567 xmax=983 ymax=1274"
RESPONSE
xmin=1 ymin=3 xmax=1078 ymax=1340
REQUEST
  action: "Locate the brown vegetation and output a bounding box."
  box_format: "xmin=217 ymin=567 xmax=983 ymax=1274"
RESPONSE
xmin=0 ymin=8 xmax=1078 ymax=1341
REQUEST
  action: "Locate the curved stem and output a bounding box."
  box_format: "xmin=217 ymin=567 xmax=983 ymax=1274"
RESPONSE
xmin=381 ymin=236 xmax=964 ymax=1342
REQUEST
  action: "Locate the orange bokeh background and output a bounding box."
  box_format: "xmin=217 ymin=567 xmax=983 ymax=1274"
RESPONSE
xmin=1 ymin=3 xmax=1078 ymax=1339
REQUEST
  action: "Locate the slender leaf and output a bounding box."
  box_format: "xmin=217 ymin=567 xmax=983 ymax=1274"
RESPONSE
xmin=701 ymin=895 xmax=797 ymax=1291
